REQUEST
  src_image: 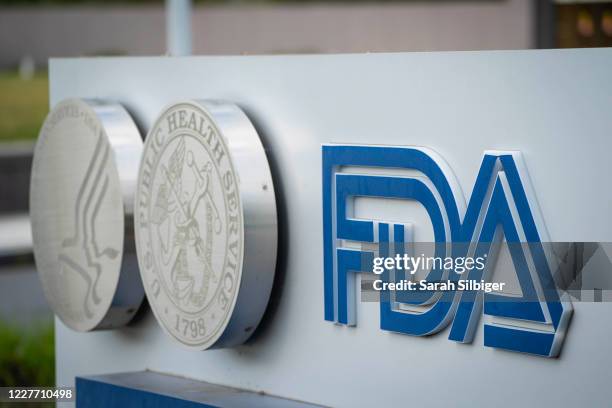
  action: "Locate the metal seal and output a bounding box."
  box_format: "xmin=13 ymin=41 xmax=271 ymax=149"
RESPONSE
xmin=30 ymin=98 xmax=145 ymax=331
xmin=134 ymin=100 xmax=277 ymax=350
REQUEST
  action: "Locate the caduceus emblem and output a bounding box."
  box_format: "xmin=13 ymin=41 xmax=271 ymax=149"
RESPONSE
xmin=58 ymin=134 xmax=119 ymax=319
xmin=151 ymin=137 xmax=222 ymax=309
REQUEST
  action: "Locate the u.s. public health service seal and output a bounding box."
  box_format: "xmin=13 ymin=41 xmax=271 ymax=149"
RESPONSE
xmin=135 ymin=100 xmax=277 ymax=350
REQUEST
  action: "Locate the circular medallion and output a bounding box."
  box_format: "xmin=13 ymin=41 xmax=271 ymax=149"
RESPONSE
xmin=135 ymin=100 xmax=277 ymax=350
xmin=30 ymin=98 xmax=145 ymax=331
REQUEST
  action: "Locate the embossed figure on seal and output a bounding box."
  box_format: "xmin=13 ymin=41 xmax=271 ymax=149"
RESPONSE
xmin=58 ymin=133 xmax=119 ymax=319
xmin=151 ymin=136 xmax=222 ymax=310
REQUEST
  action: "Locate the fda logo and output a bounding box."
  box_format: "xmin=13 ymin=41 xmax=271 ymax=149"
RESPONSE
xmin=322 ymin=145 xmax=572 ymax=357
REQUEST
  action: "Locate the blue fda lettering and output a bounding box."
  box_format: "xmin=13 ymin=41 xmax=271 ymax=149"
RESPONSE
xmin=322 ymin=145 xmax=572 ymax=357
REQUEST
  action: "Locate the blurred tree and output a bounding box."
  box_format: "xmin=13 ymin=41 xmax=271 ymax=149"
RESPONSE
xmin=0 ymin=72 xmax=47 ymax=142
xmin=0 ymin=321 xmax=54 ymax=387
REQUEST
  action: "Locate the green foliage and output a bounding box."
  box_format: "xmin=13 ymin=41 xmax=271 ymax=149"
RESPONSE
xmin=0 ymin=71 xmax=48 ymax=142
xmin=0 ymin=321 xmax=54 ymax=387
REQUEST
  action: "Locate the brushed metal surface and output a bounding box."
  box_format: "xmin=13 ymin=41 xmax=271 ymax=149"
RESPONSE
xmin=30 ymin=98 xmax=145 ymax=331
xmin=134 ymin=100 xmax=277 ymax=350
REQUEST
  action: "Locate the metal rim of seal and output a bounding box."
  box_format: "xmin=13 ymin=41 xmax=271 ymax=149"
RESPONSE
xmin=134 ymin=100 xmax=278 ymax=350
xmin=30 ymin=98 xmax=145 ymax=332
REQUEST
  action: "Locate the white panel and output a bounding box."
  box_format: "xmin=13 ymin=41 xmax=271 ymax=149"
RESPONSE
xmin=51 ymin=49 xmax=612 ymax=407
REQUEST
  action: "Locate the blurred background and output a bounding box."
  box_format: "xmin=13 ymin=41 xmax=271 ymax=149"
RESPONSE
xmin=0 ymin=0 xmax=610 ymax=389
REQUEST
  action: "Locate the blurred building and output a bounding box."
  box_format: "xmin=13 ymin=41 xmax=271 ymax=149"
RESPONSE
xmin=1 ymin=0 xmax=535 ymax=69
xmin=556 ymin=1 xmax=612 ymax=47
